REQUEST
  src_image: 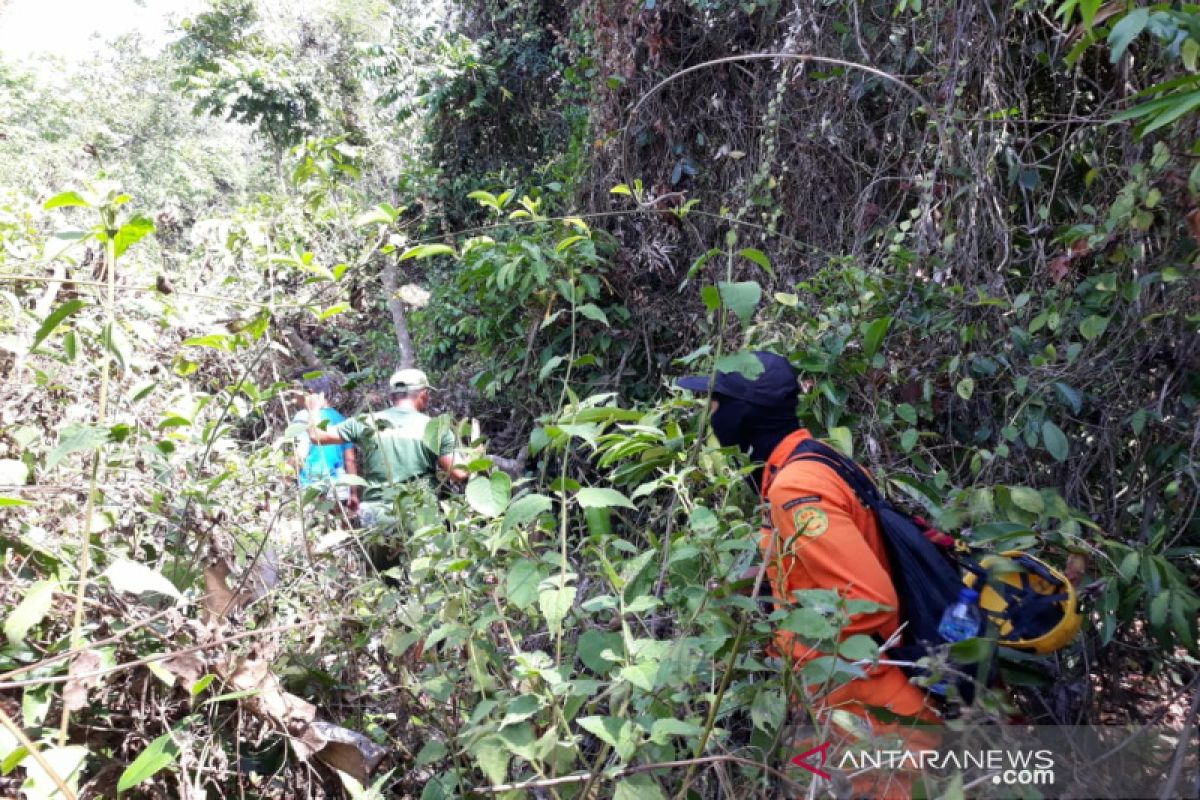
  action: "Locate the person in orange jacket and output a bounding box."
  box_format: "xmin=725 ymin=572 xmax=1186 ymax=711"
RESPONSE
xmin=678 ymin=352 xmax=941 ymax=788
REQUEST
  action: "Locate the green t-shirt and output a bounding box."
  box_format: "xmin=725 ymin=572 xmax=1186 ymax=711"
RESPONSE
xmin=334 ymin=407 xmax=456 ymax=502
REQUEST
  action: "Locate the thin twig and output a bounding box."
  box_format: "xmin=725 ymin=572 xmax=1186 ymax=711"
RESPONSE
xmin=0 ymin=616 xmax=352 ymax=691
xmin=473 ymin=754 xmax=805 ymax=795
xmin=0 ymin=706 xmax=77 ymax=800
xmin=1158 ymin=684 xmax=1200 ymax=800
xmin=0 ymin=605 xmax=179 ymax=681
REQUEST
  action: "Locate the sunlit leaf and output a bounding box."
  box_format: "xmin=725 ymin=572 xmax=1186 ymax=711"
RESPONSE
xmin=113 ymin=215 xmax=155 ymax=259
xmin=4 ymin=579 xmax=57 ymax=644
xmin=539 ymin=586 xmax=575 ymax=633
xmin=101 ymin=560 xmax=185 ymax=603
xmin=737 ymin=247 xmax=773 ymax=276
xmin=399 ymin=244 xmax=456 ymax=261
xmin=117 ymin=732 xmax=179 ymax=792
xmin=31 ymin=299 xmax=85 ymax=352
xmin=466 ymin=472 xmax=511 ymax=517
xmin=44 ymin=191 xmax=91 ymax=210
xmin=1041 ymin=420 xmax=1069 ymax=462
xmin=575 ymin=487 xmax=636 ymax=510
xmin=862 ymin=316 xmax=892 ymax=359
xmin=717 ymin=280 xmax=761 ymax=326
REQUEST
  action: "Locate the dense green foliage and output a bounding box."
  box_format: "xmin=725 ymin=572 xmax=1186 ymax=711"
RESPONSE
xmin=1 ymin=0 xmax=1199 ymax=798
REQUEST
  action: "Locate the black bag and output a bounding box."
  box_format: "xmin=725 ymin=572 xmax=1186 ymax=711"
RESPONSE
xmin=780 ymin=438 xmax=976 ymax=701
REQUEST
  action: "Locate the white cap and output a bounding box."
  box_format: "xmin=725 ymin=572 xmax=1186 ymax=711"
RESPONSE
xmin=389 ymin=368 xmax=433 ymax=392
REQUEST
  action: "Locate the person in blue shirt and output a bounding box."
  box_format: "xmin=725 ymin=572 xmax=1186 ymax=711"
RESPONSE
xmin=290 ymin=373 xmax=358 ymax=514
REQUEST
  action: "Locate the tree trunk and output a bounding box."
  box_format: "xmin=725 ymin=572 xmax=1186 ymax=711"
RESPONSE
xmin=284 ymin=326 xmax=323 ymax=371
xmin=381 ymin=260 xmax=416 ymax=369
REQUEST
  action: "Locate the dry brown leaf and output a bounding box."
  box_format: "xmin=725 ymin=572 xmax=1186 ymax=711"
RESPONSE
xmin=1186 ymin=209 xmax=1200 ymax=248
xmin=163 ymin=652 xmax=206 ymax=688
xmin=1048 ymin=255 xmax=1072 ymax=283
xmin=303 ymin=720 xmax=388 ymax=784
xmin=203 ymin=560 xmax=252 ymax=623
xmin=63 ymin=650 xmax=103 ymax=712
xmin=1065 ymin=553 xmax=1090 ymax=587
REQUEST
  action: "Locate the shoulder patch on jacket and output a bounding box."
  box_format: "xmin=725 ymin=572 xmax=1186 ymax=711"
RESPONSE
xmin=792 ymin=506 xmax=830 ymax=538
xmin=781 ymin=495 xmax=822 ymax=511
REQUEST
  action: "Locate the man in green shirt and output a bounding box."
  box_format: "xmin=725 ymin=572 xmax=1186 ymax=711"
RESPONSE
xmin=304 ymin=368 xmax=467 ymax=526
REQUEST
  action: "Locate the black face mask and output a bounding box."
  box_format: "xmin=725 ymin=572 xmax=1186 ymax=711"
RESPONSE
xmin=709 ymin=396 xmax=798 ymax=493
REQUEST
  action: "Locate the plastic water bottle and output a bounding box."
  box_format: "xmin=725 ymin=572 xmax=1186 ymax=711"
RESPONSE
xmin=930 ymin=587 xmax=982 ymax=696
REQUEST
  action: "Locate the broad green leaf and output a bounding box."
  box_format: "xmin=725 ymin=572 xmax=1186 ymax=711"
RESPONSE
xmin=1079 ymin=315 xmax=1109 ymax=341
xmin=1118 ymin=551 xmax=1140 ymax=583
xmin=649 ymin=718 xmax=704 ymax=743
xmin=44 ymin=192 xmax=90 ymax=210
xmin=506 ymin=559 xmax=544 ymax=610
xmin=399 ymin=244 xmax=456 ymax=261
xmin=1009 ymin=487 xmax=1045 ymax=514
xmin=4 ymin=579 xmax=57 ymax=644
xmin=556 ymin=235 xmax=586 ymax=253
xmin=497 ymin=722 xmax=537 ymax=760
xmin=113 ymin=215 xmax=155 ymax=259
xmin=577 ymin=716 xmax=639 ymax=761
xmin=466 ymin=473 xmax=511 ymax=517
xmin=1150 ymin=591 xmax=1171 ymax=628
xmin=862 ymin=316 xmax=892 ymax=359
xmin=317 ymin=303 xmax=350 ymax=321
xmin=1053 ymin=382 xmax=1083 ymax=414
xmin=22 ymin=745 xmax=88 ymax=798
xmin=503 ymin=494 xmax=552 ymax=529
xmin=900 ymin=428 xmax=918 ymax=453
xmin=780 ymin=608 xmax=837 ymax=640
xmin=827 ymin=427 xmax=853 ymax=458
xmin=468 ymin=735 xmax=509 ymax=786
xmin=577 ymin=303 xmax=609 ymax=326
xmin=575 ymin=487 xmax=636 ymax=510
xmin=45 ymin=423 xmax=109 ymax=470
xmin=1041 ymin=420 xmax=1069 ymax=462
xmin=713 ymin=350 xmax=764 ymax=380
xmin=619 ymin=660 xmax=661 ymax=691
xmin=539 ymin=586 xmax=575 ymax=633
xmin=751 ymin=687 xmax=785 ymax=732
xmin=717 ymin=280 xmax=762 ymax=326
xmin=610 ymin=184 xmax=632 ymax=196
xmin=415 ymin=740 xmax=448 ymax=767
xmin=353 ymin=206 xmax=397 ymax=227
xmin=737 ymin=247 xmax=773 ymax=276
xmin=614 ymin=775 xmax=666 ymax=800
xmin=801 ymin=655 xmax=865 ymax=685
xmin=576 ymin=715 xmax=624 ymax=748
xmin=577 ymin=630 xmax=622 ymax=674
xmin=31 ymin=299 xmax=85 ymax=352
xmin=189 ymin=675 xmax=216 ymax=696
xmin=101 ymin=560 xmax=184 ymax=603
xmin=117 ymin=731 xmax=179 ymax=792
xmin=838 ymin=635 xmax=879 ymax=662
xmin=1108 ymin=8 xmax=1149 ymax=63
xmin=181 ymin=334 xmax=229 ymax=349
xmin=955 ymin=378 xmax=975 ymax=400
xmin=499 ymin=695 xmax=541 ymax=729
xmin=101 ymin=321 xmax=129 ymax=372
xmin=1141 ymin=90 xmax=1200 ymax=135
xmin=949 ymin=636 xmax=993 ymax=665
xmin=896 ymin=403 xmax=918 ymax=425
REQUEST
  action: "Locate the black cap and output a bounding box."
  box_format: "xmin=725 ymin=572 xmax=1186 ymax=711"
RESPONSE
xmin=676 ymin=351 xmax=799 ymax=407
